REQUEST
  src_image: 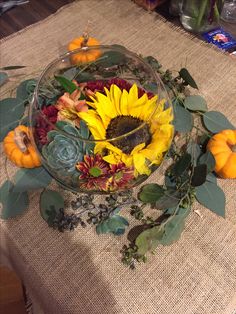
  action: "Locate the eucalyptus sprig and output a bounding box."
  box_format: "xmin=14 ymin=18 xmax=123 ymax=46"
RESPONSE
xmin=120 ymin=55 xmax=235 ymax=268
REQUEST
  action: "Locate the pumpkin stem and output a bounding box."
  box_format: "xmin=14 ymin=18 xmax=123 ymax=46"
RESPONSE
xmin=232 ymin=145 xmax=236 ymax=153
xmin=81 ymin=20 xmax=91 ymax=47
xmin=14 ymin=129 xmax=30 ymax=153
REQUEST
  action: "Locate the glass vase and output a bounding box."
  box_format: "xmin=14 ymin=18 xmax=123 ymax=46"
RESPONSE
xmin=181 ymin=0 xmax=223 ymax=33
xmin=29 ymin=45 xmax=174 ymax=194
xmin=221 ymin=0 xmax=236 ymax=23
xmin=169 ymin=0 xmax=183 ymax=16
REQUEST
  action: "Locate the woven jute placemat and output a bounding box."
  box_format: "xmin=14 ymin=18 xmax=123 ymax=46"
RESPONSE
xmin=0 ymin=1 xmax=236 ymax=313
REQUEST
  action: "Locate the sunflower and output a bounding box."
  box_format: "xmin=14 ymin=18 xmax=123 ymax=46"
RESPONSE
xmin=78 ymin=83 xmax=173 ymax=176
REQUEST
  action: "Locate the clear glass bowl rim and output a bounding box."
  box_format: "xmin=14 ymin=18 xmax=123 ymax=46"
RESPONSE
xmin=30 ymin=44 xmax=173 ymax=144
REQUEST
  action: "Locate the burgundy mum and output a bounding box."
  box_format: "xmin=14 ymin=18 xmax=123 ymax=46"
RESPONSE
xmin=85 ymin=78 xmax=153 ymax=99
xmin=35 ymin=105 xmax=58 ymax=145
xmin=109 ymin=162 xmax=134 ymax=191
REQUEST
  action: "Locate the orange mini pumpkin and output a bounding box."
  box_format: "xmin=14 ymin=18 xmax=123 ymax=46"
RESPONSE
xmin=3 ymin=125 xmax=41 ymax=168
xmin=68 ymin=36 xmax=101 ymax=64
xmin=207 ymin=129 xmax=236 ymax=179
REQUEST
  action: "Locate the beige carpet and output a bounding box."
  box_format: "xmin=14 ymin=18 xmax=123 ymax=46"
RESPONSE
xmin=0 ymin=1 xmax=236 ymax=314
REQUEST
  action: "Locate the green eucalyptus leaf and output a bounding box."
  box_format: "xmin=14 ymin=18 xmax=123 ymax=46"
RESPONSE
xmin=155 ymin=190 xmax=181 ymax=210
xmin=0 ymin=66 xmax=26 ymax=70
xmin=179 ymin=68 xmax=198 ymax=89
xmin=0 ymin=98 xmax=25 ymax=141
xmin=0 ymin=72 xmax=8 ymax=86
xmin=13 ymin=167 xmax=52 ymax=192
xmin=191 ymin=164 xmax=207 ymax=187
xmin=159 ymin=207 xmax=190 ymax=245
xmin=114 ymin=215 xmax=129 ymax=226
xmin=198 ymin=134 xmax=210 ymax=149
xmin=107 ymin=216 xmax=127 ymax=234
xmin=165 ymin=175 xmax=176 ymax=188
xmin=62 ymin=67 xmax=78 ymax=80
xmin=135 ymin=226 xmax=164 ymax=255
xmin=96 ymin=215 xmax=129 ymax=235
xmin=173 ymin=101 xmax=193 ymax=133
xmin=195 ymin=182 xmax=225 ymax=217
xmin=97 ymin=51 xmax=126 ymax=67
xmin=199 ymin=151 xmax=216 ymax=172
xmin=76 ymin=72 xmax=96 ymax=83
xmin=173 ymin=153 xmax=192 ymax=176
xmin=40 ymin=189 xmax=64 ymax=223
xmin=16 ymin=79 xmax=37 ymax=102
xmin=138 ymin=184 xmax=165 ymax=203
xmin=206 ymin=173 xmax=217 ymax=184
xmin=96 ymin=220 xmax=110 ymax=234
xmin=203 ymin=111 xmax=235 ymax=133
xmin=55 ymin=75 xmax=78 ymax=93
xmin=187 ymin=142 xmax=201 ymax=166
xmin=0 ymin=180 xmax=29 ymax=219
xmin=143 ymin=82 xmax=158 ymax=93
xmin=184 ymin=95 xmax=208 ymax=112
xmin=26 ymin=80 xmax=37 ymax=94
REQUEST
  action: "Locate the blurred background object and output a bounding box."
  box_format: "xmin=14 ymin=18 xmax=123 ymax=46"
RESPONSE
xmin=221 ymin=0 xmax=236 ymax=23
xmin=169 ymin=0 xmax=183 ymax=16
xmin=0 ymin=0 xmax=29 ymax=16
xmin=134 ymin=0 xmax=168 ymax=10
xmin=180 ymin=0 xmax=223 ymax=33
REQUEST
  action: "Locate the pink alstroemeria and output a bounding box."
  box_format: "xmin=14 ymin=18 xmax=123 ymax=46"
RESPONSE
xmin=55 ymin=81 xmax=88 ymax=127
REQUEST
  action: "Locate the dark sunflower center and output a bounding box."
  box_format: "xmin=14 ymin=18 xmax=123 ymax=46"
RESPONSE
xmin=106 ymin=116 xmax=151 ymax=154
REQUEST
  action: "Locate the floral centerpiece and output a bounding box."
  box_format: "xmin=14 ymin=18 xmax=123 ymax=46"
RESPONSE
xmin=30 ymin=44 xmax=174 ymax=193
xmin=0 ymin=35 xmax=235 ymax=269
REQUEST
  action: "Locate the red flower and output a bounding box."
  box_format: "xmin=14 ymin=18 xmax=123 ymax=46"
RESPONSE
xmin=80 ymin=176 xmax=108 ymax=191
xmin=76 ymin=154 xmax=110 ymax=179
xmin=76 ymin=155 xmax=110 ymax=191
xmin=77 ymin=155 xmax=135 ymax=191
xmin=86 ymin=78 xmax=153 ymax=99
xmin=36 ymin=105 xmax=58 ymax=145
xmin=108 ymin=162 xmax=134 ymax=191
xmin=42 ymin=105 xmax=58 ymax=123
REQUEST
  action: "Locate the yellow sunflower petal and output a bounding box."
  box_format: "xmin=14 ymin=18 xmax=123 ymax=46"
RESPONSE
xmin=86 ymin=96 xmax=97 ymax=109
xmin=130 ymin=143 xmax=146 ymax=155
xmin=139 ymin=95 xmax=158 ymax=121
xmin=157 ymin=107 xmax=173 ymax=124
xmin=94 ymin=91 xmax=117 ymax=122
xmin=78 ymin=110 xmax=105 ymax=139
xmin=133 ymin=153 xmax=150 ymax=175
xmin=103 ymin=154 xmax=120 ymax=164
xmin=94 ymin=142 xmax=107 ymax=154
xmin=128 ymin=84 xmax=138 ymax=107
xmin=130 ymin=93 xmax=149 ymax=119
xmin=148 ymin=98 xmax=165 ymax=120
xmin=109 ymin=84 xmax=122 ymax=115
xmin=152 ymin=124 xmax=174 ymax=142
xmin=105 ymin=142 xmax=123 ymax=155
xmin=120 ymin=89 xmax=129 ymax=115
xmin=150 ymin=108 xmax=173 ymax=133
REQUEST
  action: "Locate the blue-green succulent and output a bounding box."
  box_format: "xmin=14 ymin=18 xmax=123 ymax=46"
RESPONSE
xmin=42 ymin=121 xmax=94 ymax=177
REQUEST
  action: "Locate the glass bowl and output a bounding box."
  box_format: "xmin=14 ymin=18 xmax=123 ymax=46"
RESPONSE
xmin=29 ymin=45 xmax=174 ymax=194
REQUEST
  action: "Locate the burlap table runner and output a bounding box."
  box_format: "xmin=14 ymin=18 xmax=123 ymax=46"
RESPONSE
xmin=1 ymin=1 xmax=236 ymax=313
